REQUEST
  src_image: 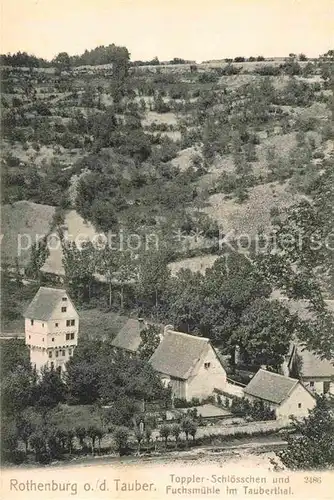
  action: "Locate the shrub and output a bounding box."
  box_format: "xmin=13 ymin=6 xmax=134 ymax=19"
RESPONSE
xmin=113 ymin=426 xmax=130 ymax=456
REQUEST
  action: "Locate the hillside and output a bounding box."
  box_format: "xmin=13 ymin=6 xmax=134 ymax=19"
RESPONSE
xmin=2 ymin=51 xmax=333 ymax=279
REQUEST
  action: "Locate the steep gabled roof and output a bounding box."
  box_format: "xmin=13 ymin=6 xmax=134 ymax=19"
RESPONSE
xmin=149 ymin=330 xmax=210 ymax=380
xmin=244 ymin=369 xmax=302 ymax=405
xmin=24 ymin=287 xmax=75 ymax=321
xmin=295 ymin=346 xmax=334 ymax=378
xmin=111 ymin=319 xmax=143 ymax=353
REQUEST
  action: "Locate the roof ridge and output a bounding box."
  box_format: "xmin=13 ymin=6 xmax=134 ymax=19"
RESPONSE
xmin=257 ymin=368 xmax=298 ymax=383
xmin=165 ymin=329 xmax=209 ymax=342
xmin=39 ymin=286 xmax=66 ymax=292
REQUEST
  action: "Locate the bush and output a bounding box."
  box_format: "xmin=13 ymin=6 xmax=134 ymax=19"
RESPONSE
xmin=230 ymin=396 xmax=276 ymax=420
xmin=113 ymin=426 xmax=130 ymax=456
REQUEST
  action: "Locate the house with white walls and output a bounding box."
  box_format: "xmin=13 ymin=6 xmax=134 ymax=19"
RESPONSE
xmin=24 ymin=287 xmax=79 ymax=372
xmin=284 ymin=343 xmax=334 ymax=396
xmin=149 ymin=328 xmax=227 ymax=401
xmin=244 ymin=369 xmax=316 ymax=419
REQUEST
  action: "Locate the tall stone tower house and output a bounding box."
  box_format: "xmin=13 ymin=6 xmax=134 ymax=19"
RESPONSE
xmin=24 ymin=287 xmax=79 ymax=372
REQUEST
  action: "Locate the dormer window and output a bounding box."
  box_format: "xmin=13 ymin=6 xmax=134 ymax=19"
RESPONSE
xmin=62 ymin=297 xmax=67 ymax=301
xmin=61 ymin=307 xmax=67 ymax=313
xmin=204 ymin=362 xmax=211 ymax=369
xmin=31 ymin=319 xmax=34 ymax=326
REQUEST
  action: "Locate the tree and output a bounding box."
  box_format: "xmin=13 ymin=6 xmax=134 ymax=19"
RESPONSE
xmin=165 ymin=269 xmax=203 ymax=333
xmin=115 ymin=250 xmax=137 ymax=310
xmin=75 ymin=426 xmax=87 ymax=450
xmin=255 ymin=167 xmax=334 ymax=360
xmin=181 ymin=417 xmax=195 ymax=443
xmin=96 ymin=243 xmax=118 ymax=308
xmin=113 ymin=426 xmax=130 ymax=456
xmin=2 ymin=367 xmax=34 ymax=417
xmin=138 ymin=324 xmax=161 ymax=360
xmin=33 ymin=367 xmax=67 ymax=409
xmin=53 ymin=52 xmax=71 ymax=73
xmin=134 ymin=427 xmax=144 ymax=453
xmin=87 ymin=425 xmax=103 ymax=454
xmin=61 ymin=239 xmax=96 ymax=303
xmin=230 ymin=298 xmax=298 ymax=369
xmin=137 ymin=250 xmax=171 ymax=314
xmin=275 ymin=396 xmax=334 ymax=470
xmin=0 ymin=338 xmax=30 ymax=379
xmin=171 ymin=423 xmax=181 ymax=449
xmin=16 ymin=411 xmax=35 ymax=455
xmin=159 ymin=424 xmax=171 ymax=446
xmin=145 ymin=426 xmax=153 ymax=446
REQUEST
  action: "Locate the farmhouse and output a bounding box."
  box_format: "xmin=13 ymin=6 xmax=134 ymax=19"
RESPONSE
xmin=111 ymin=318 xmax=163 ymax=354
xmin=285 ymin=343 xmax=334 ymax=396
xmin=244 ymin=369 xmax=316 ymax=419
xmin=149 ymin=329 xmax=227 ymax=401
xmin=24 ymin=287 xmax=79 ymax=372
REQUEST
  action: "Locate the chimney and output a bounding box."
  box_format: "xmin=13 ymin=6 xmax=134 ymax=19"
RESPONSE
xmin=234 ymin=345 xmax=240 ymax=366
xmin=163 ymin=324 xmax=174 ymax=337
xmin=138 ymin=318 xmax=145 ymax=332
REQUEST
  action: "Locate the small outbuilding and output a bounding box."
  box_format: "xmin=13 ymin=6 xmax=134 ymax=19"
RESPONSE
xmin=244 ymin=369 xmax=316 ymax=419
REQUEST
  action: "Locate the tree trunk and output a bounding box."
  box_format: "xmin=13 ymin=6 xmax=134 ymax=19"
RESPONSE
xmin=109 ymin=281 xmax=112 ymax=308
xmin=120 ymin=286 xmax=124 ymax=310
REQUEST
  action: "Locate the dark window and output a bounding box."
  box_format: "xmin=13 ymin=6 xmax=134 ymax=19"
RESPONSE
xmin=310 ymin=381 xmax=314 ymax=388
xmin=71 ymin=319 xmax=75 ymax=326
xmin=50 ymin=362 xmax=54 ymax=369
xmin=31 ymin=319 xmax=34 ymax=326
xmin=29 ymin=335 xmax=31 ymax=339
xmin=55 ymin=351 xmax=59 ymax=357
xmin=69 ymin=349 xmax=72 ymax=356
xmin=70 ymin=333 xmax=75 ymax=340
xmin=204 ymin=362 xmax=211 ymax=369
xmin=42 ymin=323 xmax=44 ymax=327
xmin=52 ymin=337 xmax=55 ymax=342
xmin=66 ymin=333 xmax=70 ymax=340
xmin=62 ymin=350 xmax=65 ymax=356
xmin=66 ymin=320 xmax=70 ymax=327
xmin=55 ymin=323 xmax=59 ymax=327
xmin=42 ymin=338 xmax=44 ymax=342
xmin=298 ymin=403 xmax=302 ymax=408
xmin=48 ymin=351 xmax=52 ymax=358
xmin=61 ymin=307 xmax=67 ymax=313
xmin=324 ymin=381 xmax=330 ymax=394
xmin=62 ymin=297 xmax=67 ymax=301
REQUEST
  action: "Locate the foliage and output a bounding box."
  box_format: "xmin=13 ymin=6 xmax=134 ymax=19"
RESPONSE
xmin=230 ymin=298 xmax=298 ymax=369
xmin=138 ymin=324 xmax=161 ymax=359
xmin=230 ymin=396 xmax=276 ymax=420
xmin=275 ymin=396 xmax=334 ymax=470
xmin=113 ymin=426 xmax=130 ymax=455
xmin=255 ymin=166 xmax=334 ymax=359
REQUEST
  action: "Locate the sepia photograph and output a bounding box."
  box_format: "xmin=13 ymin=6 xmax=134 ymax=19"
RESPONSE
xmin=1 ymin=0 xmax=333 ymax=498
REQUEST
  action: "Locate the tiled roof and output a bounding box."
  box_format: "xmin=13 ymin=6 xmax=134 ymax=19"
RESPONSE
xmin=24 ymin=287 xmax=72 ymax=321
xmin=270 ymin=291 xmax=334 ymax=320
xmin=244 ymin=369 xmax=299 ymax=404
xmin=149 ymin=330 xmax=210 ymax=380
xmin=296 ymin=346 xmax=334 ymax=378
xmin=111 ymin=319 xmax=143 ymax=353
